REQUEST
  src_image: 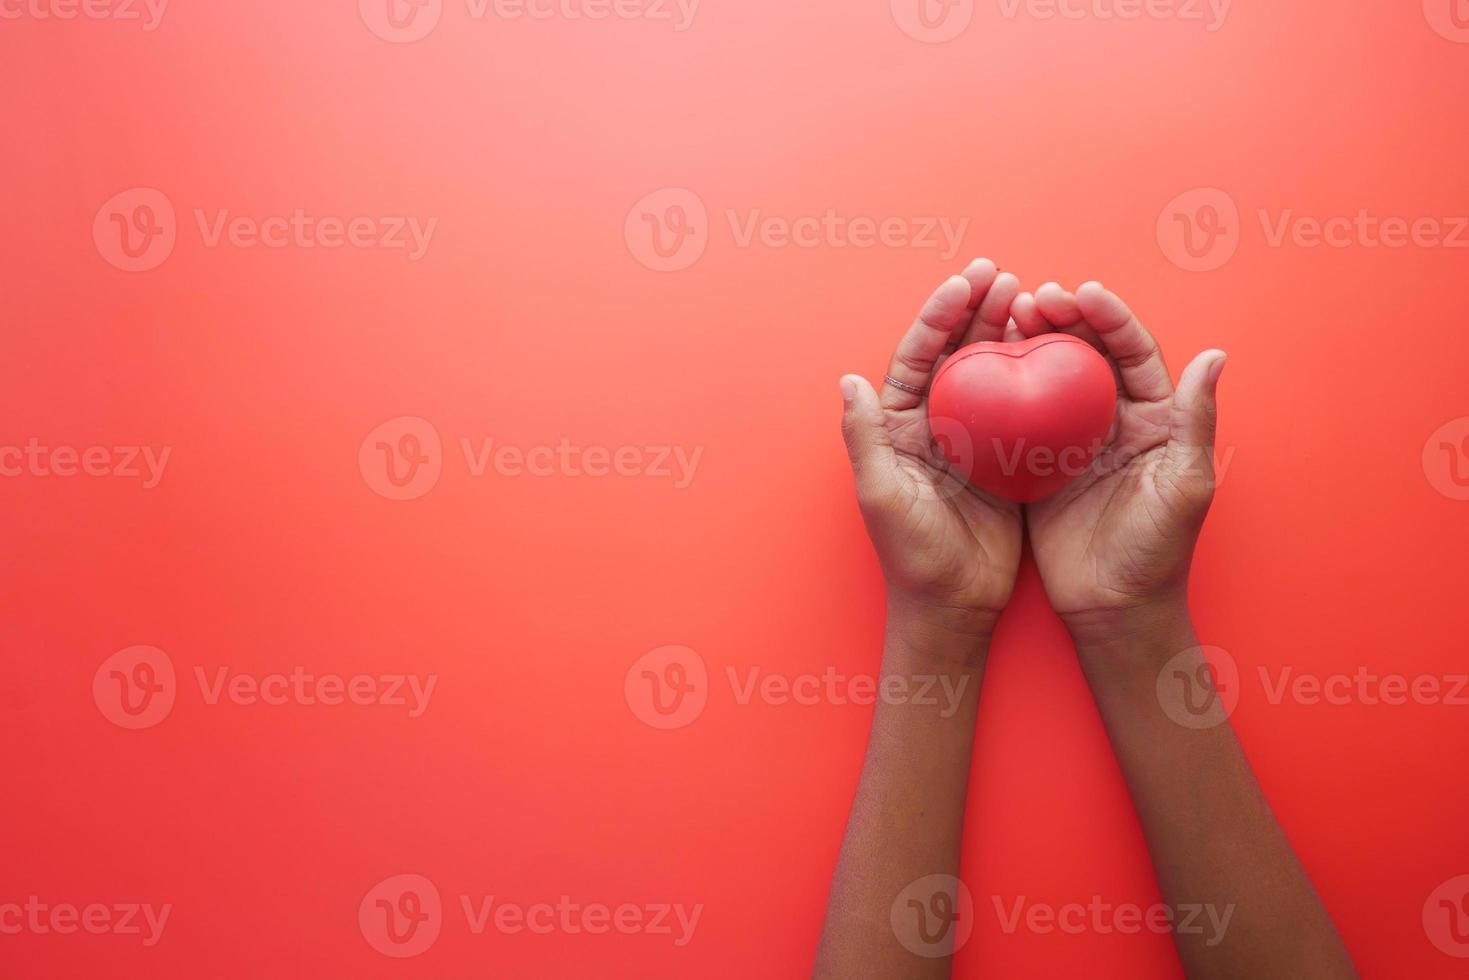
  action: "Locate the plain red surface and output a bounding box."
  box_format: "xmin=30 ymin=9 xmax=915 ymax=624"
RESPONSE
xmin=4 ymin=1 xmax=1469 ymax=977
xmin=929 ymin=334 xmax=1118 ymax=501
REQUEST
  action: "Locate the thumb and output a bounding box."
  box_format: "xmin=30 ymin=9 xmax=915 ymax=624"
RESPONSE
xmin=1164 ymin=349 xmax=1227 ymax=488
xmin=839 ymin=374 xmax=893 ymax=490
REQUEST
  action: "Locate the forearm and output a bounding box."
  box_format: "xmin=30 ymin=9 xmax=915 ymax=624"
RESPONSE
xmin=1069 ymin=605 xmax=1355 ymax=979
xmin=814 ymin=599 xmax=991 ymax=979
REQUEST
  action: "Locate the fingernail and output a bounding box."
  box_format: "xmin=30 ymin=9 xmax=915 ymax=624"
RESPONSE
xmin=1208 ymin=354 xmax=1228 ymax=384
xmin=840 ymin=376 xmax=858 ymax=403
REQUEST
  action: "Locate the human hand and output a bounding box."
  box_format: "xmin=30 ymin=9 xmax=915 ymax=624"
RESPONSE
xmin=1011 ymin=281 xmax=1226 ymax=647
xmin=840 ymin=260 xmax=1024 ymax=638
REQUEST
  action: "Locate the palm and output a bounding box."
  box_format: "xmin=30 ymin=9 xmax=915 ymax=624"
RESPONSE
xmin=841 ymin=261 xmax=1026 ymax=619
xmin=880 ymin=403 xmax=1023 ymax=615
xmin=1013 ymin=280 xmax=1224 ymax=620
xmin=1027 ymin=395 xmax=1183 ymax=615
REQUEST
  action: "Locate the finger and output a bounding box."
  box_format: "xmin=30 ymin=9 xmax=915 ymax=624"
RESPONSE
xmin=1075 ymin=281 xmax=1173 ymax=403
xmin=950 ymin=258 xmax=1000 ymax=349
xmin=1169 ymin=352 xmax=1228 ymax=490
xmin=1011 ymin=291 xmax=1050 ymax=337
xmin=958 ymin=258 xmax=999 ymax=313
xmin=958 ymin=271 xmax=1021 ymax=347
xmin=840 ymin=374 xmax=895 ymax=499
xmin=1032 ymin=281 xmax=1102 ymax=347
xmin=1033 ymin=281 xmax=1083 ymax=327
xmin=1002 ymin=318 xmax=1024 ymax=343
xmin=882 ymin=275 xmax=974 ymax=410
xmin=1029 ymin=282 xmax=1125 ymax=396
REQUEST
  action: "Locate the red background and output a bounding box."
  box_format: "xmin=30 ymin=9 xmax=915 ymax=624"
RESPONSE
xmin=4 ymin=0 xmax=1468 ymax=976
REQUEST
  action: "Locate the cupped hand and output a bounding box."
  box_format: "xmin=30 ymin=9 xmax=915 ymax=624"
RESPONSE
xmin=1009 ymin=281 xmax=1226 ymax=638
xmin=840 ymin=259 xmax=1025 ymax=632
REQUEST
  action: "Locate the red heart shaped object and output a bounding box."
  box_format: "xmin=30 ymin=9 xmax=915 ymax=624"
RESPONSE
xmin=927 ymin=334 xmax=1117 ymax=502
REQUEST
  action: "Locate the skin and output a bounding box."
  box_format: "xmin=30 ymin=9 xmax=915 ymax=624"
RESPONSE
xmin=814 ymin=260 xmax=1023 ymax=980
xmin=814 ymin=263 xmax=1356 ymax=979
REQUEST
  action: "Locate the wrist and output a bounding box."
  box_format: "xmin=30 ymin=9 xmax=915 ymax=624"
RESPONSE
xmin=883 ymin=592 xmax=996 ymax=673
xmin=1062 ymin=597 xmax=1195 ymax=670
